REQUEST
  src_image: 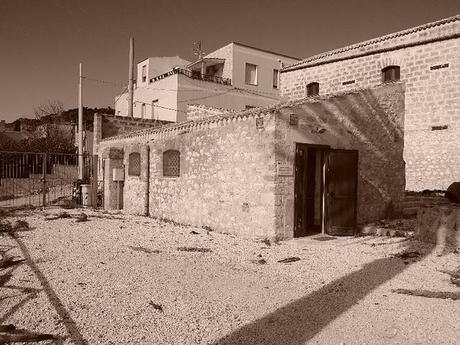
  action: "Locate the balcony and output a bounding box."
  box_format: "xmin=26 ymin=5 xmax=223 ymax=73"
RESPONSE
xmin=150 ymin=68 xmax=231 ymax=86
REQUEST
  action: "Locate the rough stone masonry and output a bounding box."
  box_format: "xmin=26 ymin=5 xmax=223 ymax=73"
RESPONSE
xmin=280 ymin=15 xmax=460 ymax=191
xmin=98 ymin=83 xmax=404 ymax=239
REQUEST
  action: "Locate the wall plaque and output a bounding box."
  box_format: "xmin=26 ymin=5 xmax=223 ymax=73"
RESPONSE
xmin=256 ymin=117 xmax=264 ymax=129
xmin=277 ymin=162 xmax=293 ymax=176
xmin=289 ymin=114 xmax=298 ymax=126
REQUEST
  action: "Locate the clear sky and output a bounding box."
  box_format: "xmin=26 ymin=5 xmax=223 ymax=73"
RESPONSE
xmin=1 ymin=0 xmax=459 ymax=122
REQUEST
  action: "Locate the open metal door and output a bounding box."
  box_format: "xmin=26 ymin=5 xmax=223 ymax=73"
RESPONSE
xmin=326 ymin=149 xmax=358 ymax=236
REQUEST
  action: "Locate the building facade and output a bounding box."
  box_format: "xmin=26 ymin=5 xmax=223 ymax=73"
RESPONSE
xmin=100 ymin=83 xmax=404 ymax=239
xmin=281 ymin=14 xmax=460 ymax=191
xmin=114 ymin=42 xmax=299 ymax=123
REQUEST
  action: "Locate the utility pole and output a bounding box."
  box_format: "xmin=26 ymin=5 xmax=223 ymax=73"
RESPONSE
xmin=128 ymin=37 xmax=134 ymax=117
xmin=78 ymin=62 xmax=84 ymax=180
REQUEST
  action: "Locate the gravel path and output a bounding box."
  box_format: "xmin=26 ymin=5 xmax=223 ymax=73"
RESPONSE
xmin=1 ymin=208 xmax=459 ymax=344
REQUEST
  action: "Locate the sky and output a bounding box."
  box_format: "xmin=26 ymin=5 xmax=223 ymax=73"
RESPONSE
xmin=0 ymin=0 xmax=459 ymax=122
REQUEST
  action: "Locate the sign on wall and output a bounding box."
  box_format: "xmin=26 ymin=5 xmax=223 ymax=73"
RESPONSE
xmin=256 ymin=117 xmax=264 ymax=129
xmin=277 ymin=162 xmax=293 ymax=176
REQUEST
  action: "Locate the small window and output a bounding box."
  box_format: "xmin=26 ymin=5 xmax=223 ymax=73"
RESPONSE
xmin=273 ymin=69 xmax=279 ymax=88
xmin=382 ymin=65 xmax=400 ymax=83
xmin=163 ymin=150 xmax=180 ymax=177
xmin=142 ymin=65 xmax=147 ymax=82
xmin=245 ymin=63 xmax=258 ymax=85
xmin=151 ymin=99 xmax=159 ymax=119
xmin=128 ymin=152 xmax=141 ymax=176
xmin=141 ymin=103 xmax=146 ymax=118
xmin=306 ymin=82 xmax=319 ymax=96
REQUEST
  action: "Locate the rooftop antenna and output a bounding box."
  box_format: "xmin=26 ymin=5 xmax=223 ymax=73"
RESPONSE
xmin=193 ymin=41 xmax=206 ymax=76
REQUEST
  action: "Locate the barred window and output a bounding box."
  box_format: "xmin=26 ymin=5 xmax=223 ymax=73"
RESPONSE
xmin=163 ymin=150 xmax=180 ymax=177
xmin=128 ymin=152 xmax=141 ymax=176
xmin=382 ymin=65 xmax=400 ymax=83
xmin=306 ymin=82 xmax=319 ymax=96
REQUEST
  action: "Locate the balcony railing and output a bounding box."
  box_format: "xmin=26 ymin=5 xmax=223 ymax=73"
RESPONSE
xmin=150 ymin=68 xmax=232 ymax=86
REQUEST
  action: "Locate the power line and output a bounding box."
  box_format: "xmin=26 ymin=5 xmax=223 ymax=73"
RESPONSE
xmin=133 ymin=100 xmax=187 ymax=114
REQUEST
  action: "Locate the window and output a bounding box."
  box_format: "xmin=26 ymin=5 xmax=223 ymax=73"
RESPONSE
xmin=163 ymin=150 xmax=180 ymax=177
xmin=141 ymin=103 xmax=146 ymax=118
xmin=128 ymin=152 xmax=141 ymax=176
xmin=142 ymin=65 xmax=147 ymax=82
xmin=151 ymin=99 xmax=159 ymax=119
xmin=306 ymin=82 xmax=319 ymax=96
xmin=273 ymin=69 xmax=279 ymax=88
xmin=382 ymin=65 xmax=400 ymax=83
xmin=245 ymin=63 xmax=258 ymax=85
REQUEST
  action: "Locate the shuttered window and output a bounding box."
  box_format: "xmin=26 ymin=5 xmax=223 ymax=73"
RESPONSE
xmin=163 ymin=150 xmax=180 ymax=177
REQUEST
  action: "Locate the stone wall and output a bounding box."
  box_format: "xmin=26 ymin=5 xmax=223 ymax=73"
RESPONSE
xmin=93 ymin=113 xmax=171 ymax=155
xmin=186 ymin=104 xmax=234 ymax=121
xmin=417 ymin=205 xmax=460 ymax=247
xmin=273 ymin=83 xmax=405 ymax=238
xmin=281 ymin=16 xmax=460 ymax=191
xmin=98 ymin=111 xmax=276 ymax=238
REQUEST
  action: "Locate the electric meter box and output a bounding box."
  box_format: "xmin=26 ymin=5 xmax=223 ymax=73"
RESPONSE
xmin=113 ymin=167 xmax=125 ymax=181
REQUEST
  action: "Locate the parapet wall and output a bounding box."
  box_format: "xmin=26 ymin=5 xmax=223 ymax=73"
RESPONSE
xmin=93 ymin=113 xmax=171 ymax=155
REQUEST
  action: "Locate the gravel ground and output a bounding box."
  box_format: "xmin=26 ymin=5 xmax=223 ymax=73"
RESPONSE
xmin=0 ymin=208 xmax=459 ymax=345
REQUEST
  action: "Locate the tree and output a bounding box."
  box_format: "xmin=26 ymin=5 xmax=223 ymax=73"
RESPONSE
xmin=32 ymin=99 xmax=64 ymax=120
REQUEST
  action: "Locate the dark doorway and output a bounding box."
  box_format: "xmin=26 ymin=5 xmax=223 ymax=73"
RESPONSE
xmin=294 ymin=144 xmax=327 ymax=237
xmin=325 ymin=149 xmax=358 ymax=236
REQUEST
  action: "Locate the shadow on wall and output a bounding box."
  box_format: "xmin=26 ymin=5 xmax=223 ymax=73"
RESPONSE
xmin=274 ymin=83 xmax=405 ymax=223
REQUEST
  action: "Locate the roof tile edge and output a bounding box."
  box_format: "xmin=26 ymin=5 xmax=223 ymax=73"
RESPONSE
xmin=283 ymin=14 xmax=460 ymax=72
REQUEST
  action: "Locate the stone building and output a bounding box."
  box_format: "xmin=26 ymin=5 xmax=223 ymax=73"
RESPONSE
xmin=98 ymin=82 xmax=404 ymax=239
xmin=281 ymin=14 xmax=460 ymax=192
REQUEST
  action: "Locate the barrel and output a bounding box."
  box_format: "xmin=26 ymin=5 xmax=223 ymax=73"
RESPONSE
xmin=445 ymin=182 xmax=460 ymax=204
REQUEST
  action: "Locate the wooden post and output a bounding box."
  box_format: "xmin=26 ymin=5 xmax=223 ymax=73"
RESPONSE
xmin=42 ymin=153 xmax=47 ymax=207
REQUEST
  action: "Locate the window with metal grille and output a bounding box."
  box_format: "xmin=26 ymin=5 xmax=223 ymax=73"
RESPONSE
xmin=382 ymin=65 xmax=400 ymax=83
xmin=163 ymin=150 xmax=180 ymax=177
xmin=306 ymin=82 xmax=319 ymax=96
xmin=128 ymin=152 xmax=141 ymax=176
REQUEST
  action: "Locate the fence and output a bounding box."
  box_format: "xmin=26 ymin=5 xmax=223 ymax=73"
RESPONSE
xmin=0 ymin=151 xmax=97 ymax=208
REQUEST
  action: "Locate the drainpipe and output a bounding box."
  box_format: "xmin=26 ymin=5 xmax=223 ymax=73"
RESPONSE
xmin=144 ymin=144 xmax=150 ymax=216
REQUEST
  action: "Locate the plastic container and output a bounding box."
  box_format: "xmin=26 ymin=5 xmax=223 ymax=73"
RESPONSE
xmin=81 ymin=184 xmax=92 ymax=207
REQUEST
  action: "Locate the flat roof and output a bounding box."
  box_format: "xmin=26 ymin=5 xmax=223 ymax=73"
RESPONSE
xmin=232 ymin=41 xmax=301 ymax=60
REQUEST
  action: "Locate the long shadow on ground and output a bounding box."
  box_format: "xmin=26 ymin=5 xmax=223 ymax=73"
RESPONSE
xmin=8 ymin=232 xmax=89 ymax=345
xmin=212 ymin=240 xmax=435 ymax=345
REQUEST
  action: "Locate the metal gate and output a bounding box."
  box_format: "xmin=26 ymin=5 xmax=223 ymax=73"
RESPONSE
xmin=0 ymin=151 xmax=97 ymax=208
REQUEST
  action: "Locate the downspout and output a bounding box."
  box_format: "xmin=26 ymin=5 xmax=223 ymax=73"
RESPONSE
xmin=144 ymin=144 xmax=150 ymax=216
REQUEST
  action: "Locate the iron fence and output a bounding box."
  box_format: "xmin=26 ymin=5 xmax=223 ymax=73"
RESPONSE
xmin=0 ymin=151 xmax=97 ymax=208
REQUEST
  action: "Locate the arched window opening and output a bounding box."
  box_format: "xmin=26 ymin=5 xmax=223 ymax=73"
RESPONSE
xmin=163 ymin=150 xmax=180 ymax=177
xmin=382 ymin=65 xmax=400 ymax=83
xmin=306 ymin=82 xmax=319 ymax=97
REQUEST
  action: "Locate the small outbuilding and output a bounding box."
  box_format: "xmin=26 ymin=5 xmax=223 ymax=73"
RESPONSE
xmin=97 ymin=82 xmax=405 ymax=239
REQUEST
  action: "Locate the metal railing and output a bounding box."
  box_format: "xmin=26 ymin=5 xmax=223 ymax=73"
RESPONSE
xmin=150 ymin=68 xmax=232 ymax=85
